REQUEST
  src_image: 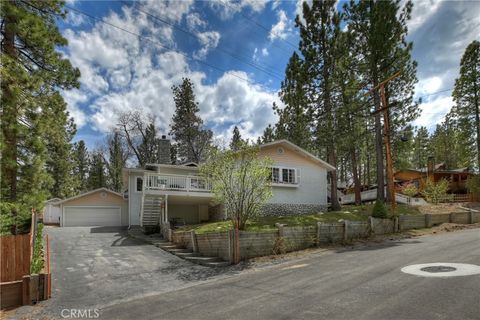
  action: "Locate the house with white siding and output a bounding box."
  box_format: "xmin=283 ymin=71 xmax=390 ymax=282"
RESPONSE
xmin=123 ymin=140 xmax=335 ymax=230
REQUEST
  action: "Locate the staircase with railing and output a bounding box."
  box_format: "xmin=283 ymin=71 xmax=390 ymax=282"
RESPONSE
xmin=141 ymin=194 xmax=163 ymax=227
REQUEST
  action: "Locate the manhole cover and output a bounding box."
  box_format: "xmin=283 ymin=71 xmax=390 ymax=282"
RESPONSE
xmin=401 ymin=263 xmax=480 ymax=277
xmin=420 ymin=266 xmax=457 ymax=273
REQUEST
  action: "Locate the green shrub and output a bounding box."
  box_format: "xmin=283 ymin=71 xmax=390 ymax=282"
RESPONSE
xmin=371 ymin=200 xmax=388 ymax=219
xmin=401 ymin=183 xmax=418 ymax=197
xmin=31 ymin=223 xmax=44 ymax=274
xmin=422 ymin=179 xmax=449 ymax=204
xmin=466 ymin=176 xmax=480 ymax=196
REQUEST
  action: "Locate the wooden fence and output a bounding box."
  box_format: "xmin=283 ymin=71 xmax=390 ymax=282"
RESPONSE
xmin=0 ymin=211 xmax=52 ymax=309
xmin=0 ymin=233 xmax=32 ymax=282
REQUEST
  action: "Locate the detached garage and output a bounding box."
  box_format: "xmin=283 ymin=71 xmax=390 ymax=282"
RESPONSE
xmin=57 ymin=188 xmax=128 ymax=227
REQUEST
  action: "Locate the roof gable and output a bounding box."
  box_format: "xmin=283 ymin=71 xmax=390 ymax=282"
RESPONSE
xmin=54 ymin=188 xmax=124 ymax=205
xmin=259 ymin=140 xmax=336 ymax=171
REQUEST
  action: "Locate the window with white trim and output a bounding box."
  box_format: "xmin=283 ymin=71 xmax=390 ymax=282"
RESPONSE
xmin=271 ymin=167 xmax=280 ymax=183
xmin=270 ymin=167 xmax=298 ymax=184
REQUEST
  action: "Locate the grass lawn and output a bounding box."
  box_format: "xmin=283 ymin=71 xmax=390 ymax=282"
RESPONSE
xmin=177 ymin=204 xmax=421 ymax=234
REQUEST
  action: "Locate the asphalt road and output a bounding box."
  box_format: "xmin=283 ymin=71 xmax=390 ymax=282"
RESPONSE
xmin=101 ymin=229 xmax=480 ymax=320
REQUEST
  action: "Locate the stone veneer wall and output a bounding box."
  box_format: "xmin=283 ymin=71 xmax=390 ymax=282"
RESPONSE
xmin=261 ymin=203 xmax=326 ymax=216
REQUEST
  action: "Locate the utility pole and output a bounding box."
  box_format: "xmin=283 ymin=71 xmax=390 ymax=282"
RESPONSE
xmin=367 ymin=72 xmax=401 ymax=211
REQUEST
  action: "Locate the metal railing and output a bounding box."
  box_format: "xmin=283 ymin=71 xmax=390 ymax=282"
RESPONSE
xmin=144 ymin=173 xmax=212 ymax=193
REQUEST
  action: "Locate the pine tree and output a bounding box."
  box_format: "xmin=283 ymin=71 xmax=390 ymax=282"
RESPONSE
xmin=170 ymin=78 xmax=212 ymax=163
xmin=274 ymin=52 xmax=312 ymax=150
xmin=73 ymin=141 xmax=90 ymax=192
xmin=344 ymin=0 xmax=418 ymax=201
xmin=138 ymin=121 xmax=161 ymax=164
xmin=104 ymin=132 xmax=129 ymax=192
xmin=230 ymin=126 xmax=245 ymax=151
xmin=45 ymin=97 xmax=78 ymax=199
xmin=259 ymin=124 xmax=276 ymax=144
xmin=1 ymin=1 xmax=80 ymax=214
xmin=87 ymin=152 xmax=107 ymax=190
xmin=296 ymin=0 xmax=342 ymax=210
xmin=430 ymin=116 xmax=474 ymax=169
xmin=411 ymin=126 xmax=430 ymax=169
xmin=451 ymin=40 xmax=480 ymax=169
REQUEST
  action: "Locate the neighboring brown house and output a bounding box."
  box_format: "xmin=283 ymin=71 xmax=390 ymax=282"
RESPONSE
xmin=394 ymin=163 xmax=475 ymax=194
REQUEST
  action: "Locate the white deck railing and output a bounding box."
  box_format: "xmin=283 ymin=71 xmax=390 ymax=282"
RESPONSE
xmin=144 ymin=173 xmax=212 ymax=193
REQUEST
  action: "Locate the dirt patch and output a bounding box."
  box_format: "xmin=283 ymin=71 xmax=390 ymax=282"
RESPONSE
xmin=418 ymin=203 xmax=470 ymax=215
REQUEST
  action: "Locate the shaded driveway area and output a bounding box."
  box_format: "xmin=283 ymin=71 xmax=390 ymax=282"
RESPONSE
xmin=13 ymin=226 xmax=233 ymax=319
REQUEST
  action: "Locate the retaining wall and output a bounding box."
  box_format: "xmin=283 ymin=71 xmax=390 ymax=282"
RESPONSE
xmin=168 ymin=211 xmax=479 ymax=263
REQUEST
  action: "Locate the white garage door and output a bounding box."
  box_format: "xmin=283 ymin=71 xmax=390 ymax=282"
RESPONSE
xmin=64 ymin=207 xmax=121 ymax=227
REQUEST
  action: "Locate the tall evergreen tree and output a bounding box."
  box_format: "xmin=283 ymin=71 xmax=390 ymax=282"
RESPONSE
xmin=137 ymin=121 xmax=161 ymax=164
xmin=274 ymin=52 xmax=312 ymax=150
xmin=259 ymin=124 xmax=276 ymax=144
xmin=170 ymin=78 xmax=213 ymax=163
xmin=45 ymin=99 xmax=78 ymax=199
xmin=451 ymin=40 xmax=480 ymax=169
xmin=103 ymin=132 xmax=129 ymax=193
xmin=344 ymin=0 xmax=418 ymax=201
xmin=411 ymin=126 xmax=430 ymax=169
xmin=430 ymin=116 xmax=474 ymax=169
xmin=230 ymin=126 xmax=245 ymax=151
xmin=73 ymin=140 xmax=89 ymax=193
xmin=1 ymin=1 xmax=80 ymax=213
xmin=296 ymin=0 xmax=342 ymax=210
xmin=87 ymin=152 xmax=107 ymax=190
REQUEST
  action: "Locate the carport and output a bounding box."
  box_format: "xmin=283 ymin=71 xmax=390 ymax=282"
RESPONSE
xmin=55 ymin=188 xmax=129 ymax=227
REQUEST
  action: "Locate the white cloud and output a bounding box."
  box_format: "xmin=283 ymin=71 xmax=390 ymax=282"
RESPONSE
xmin=193 ymin=31 xmax=221 ymax=60
xmin=67 ymin=11 xmax=86 ymax=27
xmin=407 ymin=0 xmax=442 ymax=34
xmin=261 ymin=47 xmax=269 ymax=56
xmin=186 ymin=12 xmax=207 ymax=31
xmin=63 ymin=89 xmax=88 ymax=128
xmin=271 ymin=0 xmax=281 ymax=10
xmin=208 ymin=0 xmax=267 ymax=20
xmin=416 ymin=76 xmax=443 ymax=96
xmin=413 ymin=96 xmax=453 ymax=130
xmin=142 ymin=0 xmax=194 ymax=23
xmin=269 ymin=10 xmax=292 ymax=41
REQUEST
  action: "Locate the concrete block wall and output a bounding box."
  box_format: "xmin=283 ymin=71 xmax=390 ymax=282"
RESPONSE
xmin=347 ymin=221 xmax=370 ymax=239
xmin=239 ymin=231 xmax=278 ymax=259
xmin=317 ymin=223 xmax=344 ymax=244
xmin=196 ymin=232 xmax=230 ymax=261
xmin=168 ymin=211 xmax=479 ymax=263
xmin=450 ymin=212 xmax=470 ymax=224
xmin=370 ymin=217 xmax=395 ymax=235
xmin=399 ymin=215 xmax=426 ymax=230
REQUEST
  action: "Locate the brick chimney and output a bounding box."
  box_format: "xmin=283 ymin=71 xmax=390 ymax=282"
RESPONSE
xmin=157 ymin=135 xmax=171 ymax=164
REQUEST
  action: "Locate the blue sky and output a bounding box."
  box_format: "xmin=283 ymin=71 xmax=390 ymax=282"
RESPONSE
xmin=60 ymin=0 xmax=480 ymax=150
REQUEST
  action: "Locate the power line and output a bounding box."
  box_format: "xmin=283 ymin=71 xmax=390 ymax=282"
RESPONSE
xmin=123 ymin=1 xmax=286 ymax=80
xmin=63 ymin=5 xmax=278 ymax=92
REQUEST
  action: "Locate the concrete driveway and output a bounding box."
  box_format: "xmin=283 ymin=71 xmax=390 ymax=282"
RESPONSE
xmin=13 ymin=226 xmax=235 ymax=319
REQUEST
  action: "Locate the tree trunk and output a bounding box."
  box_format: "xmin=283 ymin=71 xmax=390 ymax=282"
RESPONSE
xmin=373 ymin=90 xmax=385 ymax=201
xmin=351 ymin=148 xmax=361 ymax=205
